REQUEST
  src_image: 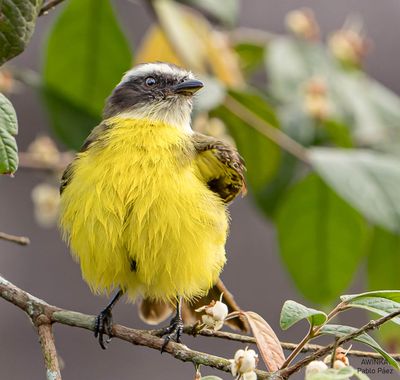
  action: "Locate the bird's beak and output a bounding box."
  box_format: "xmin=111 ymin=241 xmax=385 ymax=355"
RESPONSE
xmin=172 ymin=79 xmax=204 ymax=95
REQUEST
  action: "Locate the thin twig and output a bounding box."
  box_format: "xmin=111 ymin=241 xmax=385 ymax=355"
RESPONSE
xmin=223 ymin=95 xmax=310 ymax=164
xmin=0 ymin=232 xmax=30 ymax=246
xmin=18 ymin=152 xmax=72 ymax=172
xmin=279 ymin=310 xmax=400 ymax=378
xmin=0 ymin=275 xmax=273 ymax=380
xmin=37 ymin=321 xmax=62 ymax=380
xmin=39 ymin=0 xmax=66 ymax=16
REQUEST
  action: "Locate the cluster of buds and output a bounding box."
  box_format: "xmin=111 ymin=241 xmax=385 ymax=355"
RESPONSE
xmin=285 ymin=8 xmax=320 ymax=40
xmin=31 ymin=183 xmax=60 ymax=228
xmin=305 ymin=347 xmax=350 ymax=379
xmin=230 ymin=347 xmax=259 ymax=380
xmin=328 ymin=26 xmax=369 ymax=67
xmin=195 ymin=296 xmax=228 ymax=331
xmin=27 ymin=136 xmax=61 ymax=166
xmin=303 ymin=76 xmax=331 ymax=121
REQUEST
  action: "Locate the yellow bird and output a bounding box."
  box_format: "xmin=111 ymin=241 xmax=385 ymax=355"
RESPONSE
xmin=59 ymin=62 xmax=246 ymax=349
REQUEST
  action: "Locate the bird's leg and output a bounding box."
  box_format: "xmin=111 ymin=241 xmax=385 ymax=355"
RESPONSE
xmin=160 ymin=297 xmax=183 ymax=353
xmin=94 ymin=289 xmax=123 ymax=349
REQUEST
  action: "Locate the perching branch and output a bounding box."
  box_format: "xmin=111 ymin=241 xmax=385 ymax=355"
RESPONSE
xmin=18 ymin=152 xmax=72 ymax=172
xmin=0 ymin=275 xmax=273 ymax=380
xmin=0 ymin=231 xmax=30 ymax=245
xmin=39 ymin=0 xmax=66 ymax=16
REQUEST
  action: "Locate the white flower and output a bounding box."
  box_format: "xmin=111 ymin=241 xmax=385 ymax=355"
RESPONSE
xmin=305 ymin=361 xmax=328 ymax=379
xmin=230 ymin=347 xmax=258 ymax=379
xmin=196 ymin=299 xmax=228 ymax=331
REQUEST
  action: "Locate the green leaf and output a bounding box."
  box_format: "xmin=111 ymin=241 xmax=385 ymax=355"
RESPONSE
xmin=276 ymin=173 xmax=368 ymax=304
xmin=322 ymin=119 xmax=353 ymax=148
xmin=212 ymin=89 xmax=281 ymax=193
xmin=0 ymin=0 xmax=44 ymax=65
xmin=234 ymin=42 xmax=266 ymax=76
xmin=319 ymin=324 xmax=400 ymax=370
xmin=367 ymin=228 xmax=400 ymax=345
xmin=43 ymin=87 xmax=100 ymax=151
xmin=200 ymin=377 xmax=223 ymax=380
xmin=340 ymin=289 xmax=400 ymax=325
xmin=266 ymin=37 xmax=332 ymax=102
xmin=254 ymin=152 xmax=297 ymax=217
xmin=308 ymin=366 xmax=362 ymax=380
xmin=177 ymin=0 xmax=239 ymax=26
xmin=43 ymin=0 xmax=132 ymax=148
xmin=280 ymin=300 xmax=327 ymax=330
xmin=368 ymin=228 xmax=400 ymax=292
xmin=310 ymin=148 xmax=400 ymax=233
xmin=0 ymin=93 xmax=18 ymax=174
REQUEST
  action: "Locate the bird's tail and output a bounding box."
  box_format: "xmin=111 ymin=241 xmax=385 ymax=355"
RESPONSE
xmin=137 ymin=279 xmax=249 ymax=332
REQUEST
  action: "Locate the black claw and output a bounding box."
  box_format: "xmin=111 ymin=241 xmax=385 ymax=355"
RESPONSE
xmin=160 ymin=316 xmax=184 ymax=353
xmin=94 ymin=308 xmax=114 ymax=350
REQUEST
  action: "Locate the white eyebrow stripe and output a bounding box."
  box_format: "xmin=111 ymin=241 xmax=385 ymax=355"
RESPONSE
xmin=119 ymin=63 xmax=194 ymax=86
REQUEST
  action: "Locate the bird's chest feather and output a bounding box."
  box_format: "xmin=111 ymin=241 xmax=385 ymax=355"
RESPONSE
xmin=60 ymin=118 xmax=227 ymax=300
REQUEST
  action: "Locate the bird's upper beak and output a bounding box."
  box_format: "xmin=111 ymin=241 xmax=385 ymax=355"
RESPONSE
xmin=172 ymin=79 xmax=204 ymax=96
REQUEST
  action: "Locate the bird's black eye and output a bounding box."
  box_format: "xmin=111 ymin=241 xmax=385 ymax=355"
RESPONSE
xmin=145 ymin=76 xmax=157 ymax=86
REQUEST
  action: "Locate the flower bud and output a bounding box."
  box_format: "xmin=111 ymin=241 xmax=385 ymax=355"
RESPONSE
xmin=285 ymin=8 xmax=319 ymax=40
xmin=230 ymin=347 xmax=258 ymax=378
xmin=303 ymin=77 xmax=331 ymax=120
xmin=196 ymin=299 xmax=228 ymax=331
xmin=28 ymin=136 xmax=60 ymax=166
xmin=328 ymin=28 xmax=368 ymax=66
xmin=305 ymin=361 xmax=328 ymax=379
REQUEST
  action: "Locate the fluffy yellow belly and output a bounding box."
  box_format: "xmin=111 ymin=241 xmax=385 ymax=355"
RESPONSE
xmin=59 ymin=118 xmax=228 ymax=302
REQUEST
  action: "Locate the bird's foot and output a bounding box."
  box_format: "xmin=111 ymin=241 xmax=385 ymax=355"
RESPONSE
xmin=94 ymin=307 xmax=114 ymax=350
xmin=160 ymin=315 xmax=184 ymax=353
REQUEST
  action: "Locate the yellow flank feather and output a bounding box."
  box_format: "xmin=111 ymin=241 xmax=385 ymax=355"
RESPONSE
xmin=59 ymin=117 xmax=228 ymax=303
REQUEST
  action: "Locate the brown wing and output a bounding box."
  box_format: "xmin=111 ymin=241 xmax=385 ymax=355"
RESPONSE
xmin=138 ymin=279 xmax=249 ymax=332
xmin=192 ymin=132 xmax=246 ymax=203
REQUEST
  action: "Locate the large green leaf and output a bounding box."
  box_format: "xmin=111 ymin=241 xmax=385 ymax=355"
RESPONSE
xmin=234 ymin=42 xmax=266 ymax=76
xmin=280 ymin=300 xmax=327 ymax=330
xmin=310 ymin=148 xmax=400 ymax=233
xmin=368 ymin=229 xmax=400 ymax=346
xmin=0 ymin=0 xmax=44 ymax=65
xmin=319 ymin=324 xmax=400 ymax=370
xmin=0 ymin=93 xmax=18 ymax=174
xmin=43 ymin=87 xmax=100 ymax=151
xmin=266 ymin=37 xmax=332 ymax=102
xmin=276 ymin=174 xmax=368 ymax=304
xmin=213 ymin=89 xmax=281 ymax=193
xmin=368 ymin=229 xmax=400 ymax=292
xmin=43 ymin=0 xmax=132 ymax=148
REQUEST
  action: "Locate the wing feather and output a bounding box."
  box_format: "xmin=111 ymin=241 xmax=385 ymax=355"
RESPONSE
xmin=193 ymin=132 xmax=246 ymax=203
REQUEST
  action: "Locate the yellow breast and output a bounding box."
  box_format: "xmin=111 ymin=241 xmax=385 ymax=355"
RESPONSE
xmin=59 ymin=117 xmax=228 ymax=302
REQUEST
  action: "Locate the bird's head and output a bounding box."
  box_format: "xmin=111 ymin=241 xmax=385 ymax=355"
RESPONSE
xmin=104 ymin=62 xmax=203 ymax=131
